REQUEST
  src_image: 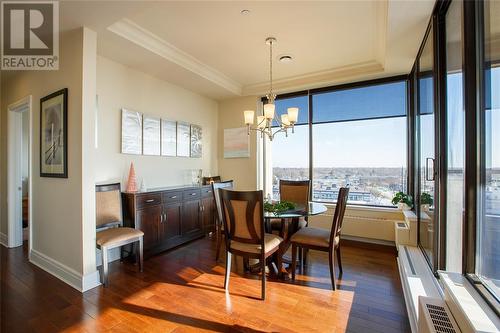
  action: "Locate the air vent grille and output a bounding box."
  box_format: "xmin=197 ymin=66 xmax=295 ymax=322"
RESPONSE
xmin=426 ymin=304 xmax=457 ymax=333
xmin=397 ymin=222 xmax=406 ymax=228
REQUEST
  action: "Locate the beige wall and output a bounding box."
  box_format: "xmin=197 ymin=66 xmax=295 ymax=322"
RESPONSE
xmin=217 ymin=96 xmax=260 ymax=190
xmin=95 ymin=56 xmax=218 ymax=187
xmin=1 ymin=29 xmax=87 ymax=274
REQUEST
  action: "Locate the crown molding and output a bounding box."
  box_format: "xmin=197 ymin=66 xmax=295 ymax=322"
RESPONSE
xmin=242 ymin=60 xmax=384 ymax=96
xmin=107 ymin=18 xmax=242 ymax=96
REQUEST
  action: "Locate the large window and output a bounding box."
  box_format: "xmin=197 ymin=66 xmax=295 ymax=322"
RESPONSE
xmin=477 ymin=0 xmax=500 ymax=302
xmin=266 ymin=79 xmax=408 ymax=207
xmin=311 ymin=82 xmax=407 ymax=206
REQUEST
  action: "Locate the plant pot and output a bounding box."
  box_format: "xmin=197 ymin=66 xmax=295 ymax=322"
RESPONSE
xmin=398 ymin=203 xmax=411 ymax=211
xmin=421 ymin=204 xmax=430 ymax=212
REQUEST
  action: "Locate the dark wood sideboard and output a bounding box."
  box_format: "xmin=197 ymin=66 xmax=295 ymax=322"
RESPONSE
xmin=122 ymin=185 xmax=215 ymax=257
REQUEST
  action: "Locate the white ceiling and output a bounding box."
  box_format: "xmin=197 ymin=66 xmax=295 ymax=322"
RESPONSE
xmin=60 ymin=1 xmax=435 ymax=100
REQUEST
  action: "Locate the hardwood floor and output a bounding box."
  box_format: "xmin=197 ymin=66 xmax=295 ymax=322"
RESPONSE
xmin=1 ymin=238 xmax=410 ymax=333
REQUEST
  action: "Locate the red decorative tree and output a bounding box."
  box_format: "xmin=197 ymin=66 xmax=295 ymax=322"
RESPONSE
xmin=126 ymin=162 xmax=138 ymax=192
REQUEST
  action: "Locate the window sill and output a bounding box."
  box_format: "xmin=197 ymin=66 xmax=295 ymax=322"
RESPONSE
xmin=318 ymin=202 xmax=401 ymax=213
xmin=438 ymin=271 xmax=500 ymax=333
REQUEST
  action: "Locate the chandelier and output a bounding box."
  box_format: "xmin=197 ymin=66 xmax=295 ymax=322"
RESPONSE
xmin=243 ymin=37 xmax=299 ymax=141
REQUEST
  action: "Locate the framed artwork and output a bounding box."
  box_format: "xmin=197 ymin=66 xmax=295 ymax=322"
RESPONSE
xmin=190 ymin=124 xmax=202 ymax=158
xmin=40 ymin=88 xmax=68 ymax=178
xmin=176 ymin=122 xmax=190 ymax=157
xmin=143 ymin=116 xmax=161 ymax=156
xmin=161 ymin=119 xmax=177 ymax=156
xmin=224 ymin=127 xmax=250 ymax=158
xmin=121 ymin=108 xmax=142 ymax=155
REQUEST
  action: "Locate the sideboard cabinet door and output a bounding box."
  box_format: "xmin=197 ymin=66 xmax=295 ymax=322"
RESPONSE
xmin=182 ymin=199 xmax=202 ymax=236
xmin=162 ymin=202 xmax=182 ymax=242
xmin=136 ymin=205 xmax=161 ymax=250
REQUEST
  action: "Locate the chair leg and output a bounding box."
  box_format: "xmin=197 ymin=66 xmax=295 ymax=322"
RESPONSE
xmin=138 ymin=238 xmax=144 ymax=272
xmin=336 ymin=245 xmax=342 ymax=275
xmin=261 ymin=255 xmax=266 ymax=300
xmin=215 ymin=227 xmax=222 ymax=262
xmin=298 ymin=246 xmax=303 ymax=270
xmin=329 ymin=250 xmax=336 ymax=291
xmin=291 ymin=244 xmax=298 ymax=281
xmin=224 ymin=252 xmax=232 ymax=291
xmin=102 ymin=246 xmax=109 ymax=287
xmin=303 ymin=248 xmax=309 ymax=267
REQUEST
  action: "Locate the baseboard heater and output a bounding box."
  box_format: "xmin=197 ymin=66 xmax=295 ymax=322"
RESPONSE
xmin=418 ymin=297 xmax=461 ymax=333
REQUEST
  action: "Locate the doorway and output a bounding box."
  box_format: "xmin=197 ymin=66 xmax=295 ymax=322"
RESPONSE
xmin=7 ymin=96 xmax=32 ymax=249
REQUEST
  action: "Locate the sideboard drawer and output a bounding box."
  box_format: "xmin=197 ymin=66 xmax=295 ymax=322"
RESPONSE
xmin=163 ymin=191 xmax=183 ymax=204
xmin=201 ymin=186 xmax=214 ymax=198
xmin=183 ymin=189 xmax=201 ymax=200
xmin=136 ymin=193 xmax=161 ymax=209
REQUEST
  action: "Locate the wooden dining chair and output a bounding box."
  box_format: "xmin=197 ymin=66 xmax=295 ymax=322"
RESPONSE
xmin=271 ymin=179 xmax=311 ymax=233
xmin=212 ymin=180 xmax=234 ymax=261
xmin=95 ymin=183 xmax=144 ymax=287
xmin=290 ymin=187 xmax=349 ymax=291
xmin=202 ymin=176 xmax=222 ymax=185
xmin=220 ymin=189 xmax=283 ymax=300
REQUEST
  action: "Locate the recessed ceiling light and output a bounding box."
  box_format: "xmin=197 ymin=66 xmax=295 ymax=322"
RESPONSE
xmin=279 ymin=55 xmax=293 ymax=63
xmin=240 ymin=9 xmax=251 ymax=15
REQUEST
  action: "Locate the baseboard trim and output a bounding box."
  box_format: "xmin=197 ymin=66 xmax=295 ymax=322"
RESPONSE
xmin=82 ymin=270 xmax=101 ymax=292
xmin=342 ymin=235 xmax=396 ymax=254
xmin=29 ymin=249 xmax=101 ymax=292
xmin=0 ymin=232 xmax=8 ymax=247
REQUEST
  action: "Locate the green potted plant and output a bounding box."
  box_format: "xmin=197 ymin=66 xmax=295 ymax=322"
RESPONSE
xmin=391 ymin=192 xmax=413 ymax=210
xmin=420 ymin=192 xmax=433 ymax=212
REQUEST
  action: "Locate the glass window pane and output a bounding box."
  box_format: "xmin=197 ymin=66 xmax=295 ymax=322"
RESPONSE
xmin=445 ymin=0 xmax=464 ymax=273
xmin=274 ymin=95 xmax=309 ymax=126
xmin=478 ymin=0 xmax=500 ymax=300
xmin=312 ymin=82 xmax=407 ymax=123
xmin=268 ymin=95 xmax=309 ymax=200
xmin=312 ymin=117 xmax=407 ymax=206
xmin=418 ymin=26 xmax=436 ymax=266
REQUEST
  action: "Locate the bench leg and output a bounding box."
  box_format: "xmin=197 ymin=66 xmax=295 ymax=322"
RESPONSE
xmin=138 ymin=238 xmax=144 ymax=272
xmin=102 ymin=246 xmax=109 ymax=287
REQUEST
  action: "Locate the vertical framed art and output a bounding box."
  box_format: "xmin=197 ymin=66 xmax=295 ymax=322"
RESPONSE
xmin=190 ymin=124 xmax=202 ymax=158
xmin=40 ymin=88 xmax=68 ymax=178
xmin=176 ymin=121 xmax=190 ymax=157
xmin=143 ymin=116 xmax=161 ymax=156
xmin=161 ymin=119 xmax=177 ymax=156
xmin=121 ymin=108 xmax=143 ymax=155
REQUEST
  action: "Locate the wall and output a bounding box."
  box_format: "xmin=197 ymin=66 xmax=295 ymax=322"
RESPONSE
xmin=1 ymin=29 xmax=88 ymax=278
xmin=217 ymin=96 xmax=260 ymax=190
xmin=95 ymin=56 xmax=218 ymax=187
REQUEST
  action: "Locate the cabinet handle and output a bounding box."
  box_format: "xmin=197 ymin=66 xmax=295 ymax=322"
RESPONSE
xmin=164 ymin=213 xmax=167 ymax=223
xmin=160 ymin=213 xmax=164 ymax=223
xmin=145 ymin=199 xmax=155 ymax=203
xmin=190 ymin=193 xmax=197 ymax=196
xmin=170 ymin=195 xmax=178 ymax=199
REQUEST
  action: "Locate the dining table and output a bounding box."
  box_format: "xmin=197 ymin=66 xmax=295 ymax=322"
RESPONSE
xmin=264 ymin=202 xmax=328 ymax=279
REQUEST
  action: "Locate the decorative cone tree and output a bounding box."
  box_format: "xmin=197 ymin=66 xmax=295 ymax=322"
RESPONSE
xmin=126 ymin=162 xmax=138 ymax=192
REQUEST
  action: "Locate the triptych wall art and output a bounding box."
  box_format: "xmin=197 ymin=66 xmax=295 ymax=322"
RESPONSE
xmin=121 ymin=108 xmax=202 ymax=158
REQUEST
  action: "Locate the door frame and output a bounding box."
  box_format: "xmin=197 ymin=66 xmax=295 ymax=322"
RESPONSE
xmin=7 ymin=95 xmax=32 ymax=249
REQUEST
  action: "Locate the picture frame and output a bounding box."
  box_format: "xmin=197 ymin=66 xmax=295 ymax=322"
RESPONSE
xmin=143 ymin=116 xmax=161 ymax=156
xmin=40 ymin=88 xmax=68 ymax=178
xmin=121 ymin=108 xmax=143 ymax=155
xmin=176 ymin=121 xmax=190 ymax=157
xmin=161 ymin=119 xmax=177 ymax=156
xmin=190 ymin=124 xmax=202 ymax=158
xmin=224 ymin=127 xmax=250 ymax=158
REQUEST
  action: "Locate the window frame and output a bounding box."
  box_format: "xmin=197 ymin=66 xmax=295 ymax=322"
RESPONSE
xmin=262 ymin=75 xmax=410 ymax=209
